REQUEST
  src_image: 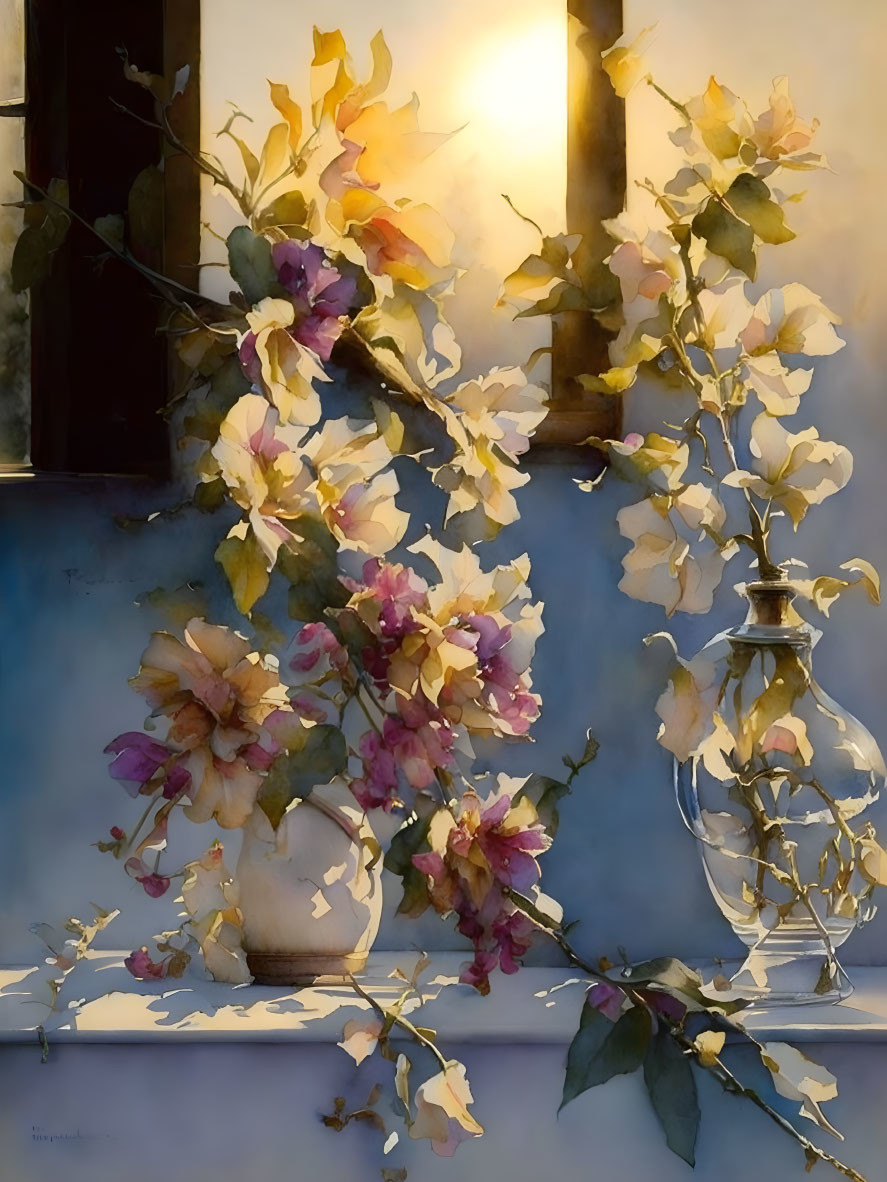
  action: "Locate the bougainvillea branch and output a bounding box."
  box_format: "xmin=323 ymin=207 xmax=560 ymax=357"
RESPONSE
xmin=504 ymin=888 xmax=865 ymax=1181
xmin=15 ymin=22 xmax=878 ymax=1180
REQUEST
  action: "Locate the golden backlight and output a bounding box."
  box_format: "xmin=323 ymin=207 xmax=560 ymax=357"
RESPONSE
xmin=459 ymin=14 xmax=567 ymax=192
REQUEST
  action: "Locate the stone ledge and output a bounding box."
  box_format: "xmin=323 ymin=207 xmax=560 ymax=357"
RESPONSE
xmin=3 ymin=952 xmax=887 ymax=1045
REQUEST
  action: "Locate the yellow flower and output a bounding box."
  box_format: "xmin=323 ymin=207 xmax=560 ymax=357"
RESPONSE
xmin=653 ymin=652 xmax=720 ymax=763
xmin=211 ymin=393 xmax=314 ymax=567
xmin=129 ymin=619 xmax=287 ymax=829
xmin=244 ymin=297 xmax=330 ymax=425
xmin=387 ymin=611 xmax=481 ymax=709
xmin=759 ymin=1042 xmax=840 ymax=1137
xmin=693 ymin=1030 xmax=725 ymax=1067
xmin=338 ymin=190 xmax=455 ymax=291
xmin=449 ymin=367 xmax=548 ymax=460
xmin=302 ymin=416 xmax=408 ymax=555
xmin=601 ymin=27 xmax=655 ymax=98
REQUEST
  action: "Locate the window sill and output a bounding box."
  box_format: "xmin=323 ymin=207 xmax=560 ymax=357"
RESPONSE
xmin=0 ymin=468 xmax=156 ymax=484
xmin=3 ymin=952 xmax=887 ymax=1046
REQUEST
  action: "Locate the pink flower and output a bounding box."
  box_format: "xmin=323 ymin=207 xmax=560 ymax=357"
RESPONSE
xmin=124 ymin=856 xmax=171 ymax=899
xmin=382 ymin=710 xmax=454 ymax=789
xmin=109 ymin=826 xmax=125 ymax=841
xmin=462 ymin=613 xmax=541 ymax=738
xmin=161 ymin=761 xmax=192 ymax=799
xmin=124 ymin=946 xmax=170 ymax=980
xmin=350 ymin=730 xmax=400 ymax=811
xmin=490 ymin=911 xmax=535 ymax=974
xmin=411 ymin=787 xmax=551 ymax=992
xmin=289 ymin=621 xmax=348 ymax=674
xmin=457 ymin=948 xmax=499 ymax=992
xmin=343 ymin=558 xmax=429 ymax=637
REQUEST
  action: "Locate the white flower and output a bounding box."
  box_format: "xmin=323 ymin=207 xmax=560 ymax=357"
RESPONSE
xmin=450 ymin=367 xmax=548 ymax=459
xmin=722 ymin=413 xmax=852 ymax=527
xmin=408 ymin=1060 xmax=483 ymax=1157
xmin=742 ymin=354 xmax=813 ymax=416
xmin=739 ymin=284 xmax=844 ymax=357
xmin=604 ymin=218 xmax=687 ymax=367
xmin=337 ymin=1017 xmax=383 ymax=1065
xmin=759 ymin=1042 xmax=841 ymax=1138
xmin=617 ymin=486 xmax=735 ymax=615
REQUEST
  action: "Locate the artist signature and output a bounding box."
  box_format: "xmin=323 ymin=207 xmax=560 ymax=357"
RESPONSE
xmin=31 ymin=1126 xmax=115 ymax=1145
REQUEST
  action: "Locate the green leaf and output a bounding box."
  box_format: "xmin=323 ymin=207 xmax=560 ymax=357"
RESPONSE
xmin=256 ymin=190 xmax=309 ymax=232
xmin=256 ymin=749 xmax=306 ymax=829
xmin=11 ymin=200 xmax=70 ymax=292
xmin=257 ymin=724 xmax=348 ymax=828
xmin=127 ymin=165 xmax=164 ymax=263
xmin=333 ymin=608 xmax=376 ymax=665
xmin=514 ymin=279 xmax=589 ymax=319
xmin=11 ymin=224 xmax=52 ymax=291
xmin=215 ymin=529 xmax=270 ymax=615
xmin=385 ymin=813 xmax=433 ymax=918
xmin=691 ymin=197 xmax=757 ymax=279
xmin=226 ymin=225 xmax=279 ymax=305
xmin=193 ymin=477 xmax=227 ymax=513
xmin=615 ymin=958 xmax=709 ymax=1007
xmin=136 ymin=582 xmax=208 ymax=631
xmin=561 ymin=1002 xmax=651 ymax=1110
xmin=93 ymin=213 xmax=125 ymax=253
xmin=613 ymin=957 xmax=749 ymax=1015
xmin=724 ymin=173 xmax=795 ymax=246
xmin=277 ymin=517 xmax=348 ymax=622
xmin=209 ymin=352 xmax=253 ymax=398
xmin=249 ymin=610 xmax=287 ymax=650
xmin=514 ymin=773 xmax=571 ymax=836
xmin=577 ymin=729 xmax=600 ymax=768
xmin=643 ymin=1026 xmax=700 ymax=1166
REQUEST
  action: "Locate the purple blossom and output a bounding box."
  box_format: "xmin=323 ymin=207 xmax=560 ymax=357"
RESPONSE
xmin=125 ymin=856 xmax=171 ymax=898
xmin=104 ymin=733 xmax=172 ymax=797
xmin=271 ymin=240 xmax=357 ymax=361
xmin=587 ymin=981 xmax=625 ymax=1021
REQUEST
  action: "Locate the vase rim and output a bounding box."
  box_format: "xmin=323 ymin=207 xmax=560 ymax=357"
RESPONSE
xmin=731 ymin=578 xmax=813 ymax=647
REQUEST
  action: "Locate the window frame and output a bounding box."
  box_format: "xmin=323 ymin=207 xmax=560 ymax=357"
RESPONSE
xmin=4 ymin=0 xmax=201 ymax=478
xmin=536 ymin=0 xmax=624 ymax=453
xmin=6 ymin=0 xmax=622 ymax=475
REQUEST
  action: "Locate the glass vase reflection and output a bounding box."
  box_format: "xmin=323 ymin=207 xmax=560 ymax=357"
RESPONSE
xmin=675 ymin=578 xmax=886 ymax=1005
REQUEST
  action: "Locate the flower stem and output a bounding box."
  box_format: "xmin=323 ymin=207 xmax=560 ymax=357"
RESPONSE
xmin=348 ymin=975 xmax=450 ymax=1071
xmin=503 ymin=887 xmax=866 ymax=1182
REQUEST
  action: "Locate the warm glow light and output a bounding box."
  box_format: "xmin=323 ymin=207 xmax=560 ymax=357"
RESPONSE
xmin=461 ymin=16 xmax=566 ymax=195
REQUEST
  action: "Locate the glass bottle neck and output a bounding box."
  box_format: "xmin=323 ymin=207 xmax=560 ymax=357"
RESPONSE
xmin=729 ymin=579 xmax=814 ymax=653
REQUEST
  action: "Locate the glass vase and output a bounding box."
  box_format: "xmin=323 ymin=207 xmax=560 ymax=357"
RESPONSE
xmin=675 ymin=578 xmax=886 ymax=1005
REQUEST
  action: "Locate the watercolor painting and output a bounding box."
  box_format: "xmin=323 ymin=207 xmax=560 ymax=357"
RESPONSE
xmin=2 ymin=3 xmax=887 ymax=1180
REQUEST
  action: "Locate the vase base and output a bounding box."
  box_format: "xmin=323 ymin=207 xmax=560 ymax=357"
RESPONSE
xmin=729 ymin=948 xmax=853 ymax=1007
xmin=247 ymin=951 xmax=369 ymax=986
